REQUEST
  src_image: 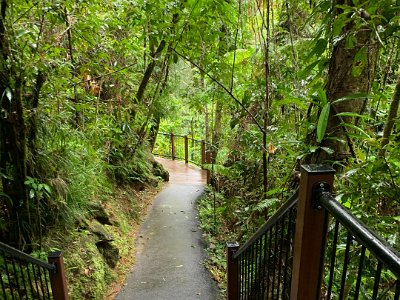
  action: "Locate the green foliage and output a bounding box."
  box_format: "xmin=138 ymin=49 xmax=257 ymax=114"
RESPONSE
xmin=63 ymin=233 xmax=113 ymax=299
xmin=317 ymin=103 xmax=330 ymax=143
xmin=1 ymin=0 xmax=400 ymax=297
xmin=25 ymin=177 xmax=51 ymax=201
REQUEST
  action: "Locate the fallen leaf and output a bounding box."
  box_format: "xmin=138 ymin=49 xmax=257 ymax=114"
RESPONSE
xmin=268 ymin=142 xmax=277 ymax=154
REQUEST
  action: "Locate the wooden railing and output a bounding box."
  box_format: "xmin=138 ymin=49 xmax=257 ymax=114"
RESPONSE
xmin=0 ymin=242 xmax=68 ymax=300
xmin=226 ymin=165 xmax=400 ymax=300
xmin=153 ymin=132 xmax=213 ymax=182
xmin=153 ymin=132 xmax=210 ymax=166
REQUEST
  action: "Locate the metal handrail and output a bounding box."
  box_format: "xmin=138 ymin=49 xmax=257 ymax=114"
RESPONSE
xmin=316 ymin=188 xmax=400 ymax=278
xmin=0 ymin=242 xmax=56 ymax=272
xmin=233 ymin=189 xmax=299 ymax=259
xmin=227 ymin=165 xmax=400 ymax=299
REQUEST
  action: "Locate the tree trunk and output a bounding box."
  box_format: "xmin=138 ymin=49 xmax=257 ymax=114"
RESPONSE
xmin=64 ymin=7 xmax=80 ymax=126
xmin=0 ymin=77 xmax=30 ymax=246
xmin=212 ymin=99 xmax=223 ymax=161
xmin=148 ymin=64 xmax=170 ymax=151
xmin=148 ymin=115 xmax=160 ymax=151
xmin=27 ymin=71 xmax=46 ymax=161
xmin=134 ymin=39 xmax=166 ymax=107
xmin=379 ymin=79 xmax=400 ymax=157
xmin=0 ymin=0 xmax=31 ymax=247
xmin=131 ymin=1 xmax=186 ymax=120
xmin=319 ymin=2 xmax=379 ymax=162
xmin=263 ymin=0 xmax=271 ymax=199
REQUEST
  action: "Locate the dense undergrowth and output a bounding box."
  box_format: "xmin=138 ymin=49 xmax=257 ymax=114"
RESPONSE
xmin=1 ymin=0 xmax=399 ymax=298
xmin=41 ymin=183 xmax=163 ymax=299
xmin=1 ymin=112 xmax=169 ymax=298
xmin=34 ymin=128 xmax=167 ymax=298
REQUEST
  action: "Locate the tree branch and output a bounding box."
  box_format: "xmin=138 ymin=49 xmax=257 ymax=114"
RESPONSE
xmin=172 ymin=48 xmax=265 ymax=133
xmin=73 ymin=62 xmax=139 ymax=86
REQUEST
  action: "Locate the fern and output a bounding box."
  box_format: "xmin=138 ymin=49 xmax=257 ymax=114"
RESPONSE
xmin=254 ymin=198 xmax=279 ymax=212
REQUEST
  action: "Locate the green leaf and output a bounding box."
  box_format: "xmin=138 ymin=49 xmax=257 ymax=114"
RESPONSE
xmin=345 ymin=34 xmax=356 ymax=49
xmin=274 ymin=97 xmax=308 ymax=109
xmin=305 ymin=38 xmax=328 ymax=61
xmin=352 ymin=47 xmax=367 ymax=77
xmin=314 ymin=38 xmax=328 ymax=57
xmin=320 ymin=147 xmax=334 ymax=155
xmin=43 ymin=184 xmax=52 ymax=194
xmin=230 ymin=117 xmax=239 ymax=129
xmin=0 ymin=192 xmax=12 ymax=203
xmin=339 ymin=122 xmax=371 ymax=138
xmin=331 ymin=93 xmax=372 ymax=104
xmin=29 ymin=189 xmax=35 ymax=199
xmin=317 ymin=103 xmax=330 ymax=143
xmin=2 ymin=87 xmax=12 ymax=102
xmin=335 ymin=112 xmax=372 ymax=120
xmin=332 ymin=12 xmax=351 ymax=37
xmin=16 ymin=29 xmax=30 ymax=39
xmin=299 ymin=60 xmax=319 ymax=78
xmin=24 ymin=176 xmax=34 ymax=185
xmin=255 ymin=198 xmax=279 ymax=212
xmin=224 ymin=48 xmax=254 ymax=65
xmin=317 ymin=88 xmax=327 ymax=105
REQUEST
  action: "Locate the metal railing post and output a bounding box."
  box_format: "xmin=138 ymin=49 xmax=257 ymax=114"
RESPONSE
xmin=184 ymin=135 xmax=189 ymax=164
xmin=171 ymin=133 xmax=175 ymax=160
xmin=226 ymin=242 xmax=240 ymax=300
xmin=48 ymin=251 xmax=68 ymax=300
xmin=201 ymin=140 xmax=206 ymax=166
xmin=290 ymin=165 xmax=335 ymax=300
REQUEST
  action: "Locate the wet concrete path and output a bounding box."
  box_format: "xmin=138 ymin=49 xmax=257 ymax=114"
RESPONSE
xmin=115 ymin=158 xmax=219 ymax=300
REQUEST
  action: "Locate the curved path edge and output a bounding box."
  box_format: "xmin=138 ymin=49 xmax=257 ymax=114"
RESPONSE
xmin=115 ymin=158 xmax=219 ymax=300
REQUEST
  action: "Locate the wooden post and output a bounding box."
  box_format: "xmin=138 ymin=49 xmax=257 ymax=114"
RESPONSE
xmin=226 ymin=242 xmax=240 ymax=300
xmin=48 ymin=251 xmax=68 ymax=300
xmin=171 ymin=133 xmax=175 ymax=160
xmin=184 ymin=135 xmax=189 ymax=164
xmin=201 ymin=140 xmax=206 ymax=166
xmin=206 ymin=150 xmax=212 ymax=184
xmin=290 ymin=165 xmax=335 ymax=300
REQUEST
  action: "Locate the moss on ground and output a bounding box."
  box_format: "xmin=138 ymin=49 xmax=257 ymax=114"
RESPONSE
xmin=42 ymin=182 xmax=163 ymax=299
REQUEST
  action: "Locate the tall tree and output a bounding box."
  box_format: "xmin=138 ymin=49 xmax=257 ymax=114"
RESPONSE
xmin=0 ymin=0 xmax=30 ymax=246
xmin=317 ymin=1 xmax=379 ymax=162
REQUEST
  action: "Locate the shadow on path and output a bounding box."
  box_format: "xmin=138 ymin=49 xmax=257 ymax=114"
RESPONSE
xmin=115 ymin=158 xmax=219 ymax=300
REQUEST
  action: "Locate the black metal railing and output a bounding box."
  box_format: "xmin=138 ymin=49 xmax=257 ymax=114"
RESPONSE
xmin=152 ymin=132 xmax=207 ymax=167
xmin=227 ymin=165 xmax=400 ymax=300
xmin=314 ymin=184 xmax=400 ymax=300
xmin=0 ymin=242 xmax=68 ymax=300
xmin=227 ymin=191 xmax=298 ymax=300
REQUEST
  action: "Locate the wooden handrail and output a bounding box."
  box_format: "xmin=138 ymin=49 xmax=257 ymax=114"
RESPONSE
xmin=152 ymin=132 xmax=211 ymax=168
xmin=0 ymin=242 xmax=68 ymax=300
xmin=290 ymin=165 xmax=334 ymax=299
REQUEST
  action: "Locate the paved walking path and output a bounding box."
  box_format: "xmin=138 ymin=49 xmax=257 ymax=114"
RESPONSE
xmin=116 ymin=158 xmax=219 ymax=300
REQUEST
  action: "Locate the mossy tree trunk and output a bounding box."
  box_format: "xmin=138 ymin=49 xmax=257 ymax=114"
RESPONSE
xmin=318 ymin=1 xmax=379 ymax=162
xmin=0 ymin=76 xmax=30 ymax=246
xmin=0 ymin=0 xmax=37 ymax=247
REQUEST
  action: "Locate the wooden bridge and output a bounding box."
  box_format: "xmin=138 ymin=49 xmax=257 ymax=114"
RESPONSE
xmin=1 ymin=132 xmax=400 ymax=299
